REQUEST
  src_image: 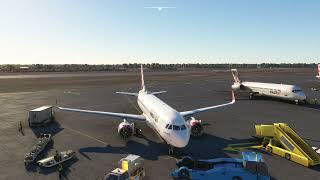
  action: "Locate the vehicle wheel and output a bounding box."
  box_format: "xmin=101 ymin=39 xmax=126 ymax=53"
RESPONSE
xmin=267 ymin=146 xmax=272 ymax=153
xmin=262 ymin=138 xmax=269 ymax=147
xmin=178 ymin=168 xmax=190 ymax=179
xmin=285 ymin=153 xmax=291 ymax=160
xmin=249 ymin=94 xmax=254 ymax=99
xmin=135 ymin=128 xmax=143 ymax=136
xmin=180 ymin=157 xmax=194 ymax=169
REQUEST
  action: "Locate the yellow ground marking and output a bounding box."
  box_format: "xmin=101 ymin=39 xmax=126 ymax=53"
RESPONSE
xmin=63 ymin=126 xmax=128 ymax=154
xmin=223 ymin=142 xmax=263 ymax=152
xmin=63 ymin=126 xmax=109 ymax=145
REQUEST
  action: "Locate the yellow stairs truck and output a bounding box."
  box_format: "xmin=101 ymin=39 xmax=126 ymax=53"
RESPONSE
xmin=255 ymin=123 xmax=320 ymax=167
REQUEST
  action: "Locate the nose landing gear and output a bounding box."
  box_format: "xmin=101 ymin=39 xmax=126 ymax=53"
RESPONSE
xmin=168 ymin=145 xmax=176 ymax=155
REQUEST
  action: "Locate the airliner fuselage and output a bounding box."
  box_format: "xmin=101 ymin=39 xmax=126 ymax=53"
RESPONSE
xmin=137 ymin=91 xmax=189 ymax=148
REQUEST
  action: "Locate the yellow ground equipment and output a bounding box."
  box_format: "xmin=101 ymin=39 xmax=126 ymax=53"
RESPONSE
xmin=104 ymin=154 xmax=145 ymax=180
xmin=255 ymin=123 xmax=320 ymax=167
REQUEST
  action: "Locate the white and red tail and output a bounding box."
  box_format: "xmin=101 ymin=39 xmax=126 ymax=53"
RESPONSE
xmin=317 ymin=64 xmax=320 ymax=78
xmin=116 ymin=64 xmax=166 ymax=96
xmin=231 ymin=69 xmax=241 ymax=83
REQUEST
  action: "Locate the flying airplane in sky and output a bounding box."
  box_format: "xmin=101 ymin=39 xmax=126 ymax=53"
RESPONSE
xmin=231 ymin=69 xmax=306 ymax=104
xmin=144 ymin=6 xmax=176 ymax=11
xmin=58 ymin=65 xmax=235 ymax=154
xmin=316 ymin=64 xmax=320 ymax=80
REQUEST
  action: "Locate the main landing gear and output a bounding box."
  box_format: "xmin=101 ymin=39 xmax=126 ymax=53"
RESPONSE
xmin=249 ymin=93 xmax=254 ymax=100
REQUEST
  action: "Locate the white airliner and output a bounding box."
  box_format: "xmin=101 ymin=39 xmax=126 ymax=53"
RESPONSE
xmin=231 ymin=69 xmax=306 ymax=104
xmin=58 ymin=65 xmax=235 ymax=154
xmin=316 ymin=64 xmax=320 ymax=80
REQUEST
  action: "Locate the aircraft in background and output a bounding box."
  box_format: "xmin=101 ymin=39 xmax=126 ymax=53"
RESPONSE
xmin=231 ymin=69 xmax=306 ymax=104
xmin=316 ymin=64 xmax=320 ymax=80
xmin=58 ymin=65 xmax=235 ymax=154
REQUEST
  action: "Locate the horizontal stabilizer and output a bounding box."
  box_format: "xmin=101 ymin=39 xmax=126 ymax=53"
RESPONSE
xmin=151 ymin=91 xmax=167 ymax=95
xmin=116 ymin=92 xmax=139 ymax=96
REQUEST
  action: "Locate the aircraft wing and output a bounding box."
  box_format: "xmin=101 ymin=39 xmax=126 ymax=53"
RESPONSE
xmin=179 ymin=91 xmax=235 ymax=117
xmin=57 ymin=106 xmax=146 ymax=121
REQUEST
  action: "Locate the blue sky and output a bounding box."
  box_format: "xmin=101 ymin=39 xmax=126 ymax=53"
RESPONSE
xmin=0 ymin=0 xmax=319 ymax=64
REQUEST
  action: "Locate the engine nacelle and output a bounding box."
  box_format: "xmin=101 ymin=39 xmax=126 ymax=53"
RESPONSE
xmin=118 ymin=120 xmax=134 ymax=139
xmin=188 ymin=117 xmax=203 ymax=137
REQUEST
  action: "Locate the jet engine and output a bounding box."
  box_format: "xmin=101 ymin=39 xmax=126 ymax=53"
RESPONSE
xmin=118 ymin=120 xmax=134 ymax=139
xmin=188 ymin=117 xmax=203 ymax=137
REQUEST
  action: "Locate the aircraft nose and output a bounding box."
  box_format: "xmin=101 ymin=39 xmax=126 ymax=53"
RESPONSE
xmin=299 ymin=92 xmax=307 ymax=100
xmin=172 ymin=131 xmax=190 ymax=148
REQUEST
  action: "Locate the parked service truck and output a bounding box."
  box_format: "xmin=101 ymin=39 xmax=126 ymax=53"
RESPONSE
xmin=104 ymin=154 xmax=145 ymax=180
xmin=28 ymin=105 xmax=54 ymax=127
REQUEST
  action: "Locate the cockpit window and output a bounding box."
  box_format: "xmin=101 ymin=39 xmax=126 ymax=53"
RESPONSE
xmin=168 ymin=125 xmax=172 ymax=129
xmin=292 ymin=89 xmax=302 ymax=93
xmin=181 ymin=125 xmax=186 ymax=130
xmin=165 ymin=124 xmax=169 ymax=128
xmin=173 ymin=125 xmax=180 ymax=130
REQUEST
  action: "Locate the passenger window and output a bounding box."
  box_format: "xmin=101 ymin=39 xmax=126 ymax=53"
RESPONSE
xmin=168 ymin=125 xmax=172 ymax=129
xmin=173 ymin=125 xmax=180 ymax=130
xmin=181 ymin=125 xmax=186 ymax=130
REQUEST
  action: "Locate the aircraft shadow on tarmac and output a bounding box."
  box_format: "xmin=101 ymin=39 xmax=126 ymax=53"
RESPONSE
xmin=78 ymin=134 xmax=279 ymax=179
xmin=79 ymin=134 xmax=168 ymax=161
xmin=78 ymin=133 xmax=267 ymax=160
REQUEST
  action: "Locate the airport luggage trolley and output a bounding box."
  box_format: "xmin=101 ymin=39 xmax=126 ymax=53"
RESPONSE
xmin=24 ymin=133 xmax=52 ymax=165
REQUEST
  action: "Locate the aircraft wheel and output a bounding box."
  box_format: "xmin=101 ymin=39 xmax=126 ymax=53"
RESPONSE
xmin=180 ymin=157 xmax=194 ymax=169
xmin=135 ymin=128 xmax=143 ymax=136
xmin=285 ymin=153 xmax=291 ymax=160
